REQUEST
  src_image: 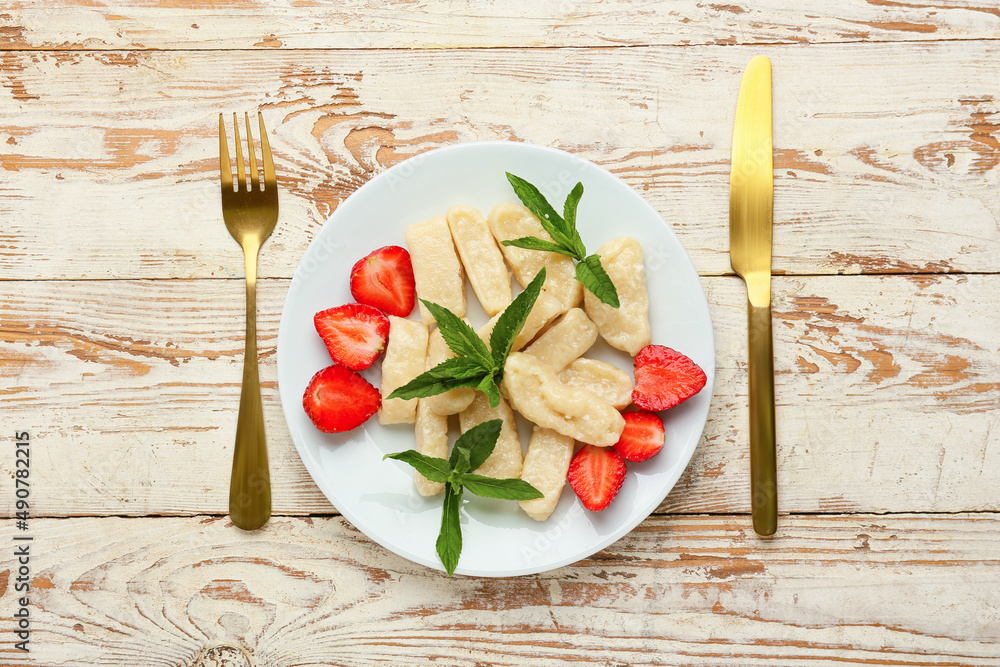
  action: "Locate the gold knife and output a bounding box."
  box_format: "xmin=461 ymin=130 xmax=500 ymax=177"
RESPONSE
xmin=729 ymin=56 xmax=777 ymax=536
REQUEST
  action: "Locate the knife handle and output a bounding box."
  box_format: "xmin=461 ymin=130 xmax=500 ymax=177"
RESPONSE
xmin=748 ymin=302 xmax=777 ymax=536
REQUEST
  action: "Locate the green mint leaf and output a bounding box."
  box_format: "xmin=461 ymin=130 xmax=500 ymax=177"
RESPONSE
xmin=576 ymin=254 xmax=620 ymax=308
xmin=448 ymin=448 xmax=471 ymax=477
xmin=488 ymin=267 xmax=546 ymax=370
xmin=436 ymin=483 xmax=463 ymax=576
xmin=383 ymin=450 xmax=452 ymax=483
xmin=386 ymin=357 xmax=488 ymax=401
xmin=561 ymin=182 xmax=588 ymax=258
xmin=505 ymin=172 xmax=577 ymax=252
xmin=465 ymin=419 xmax=503 ymax=472
xmin=420 ymin=299 xmax=493 ymax=367
xmin=477 ymin=374 xmax=502 ymax=409
xmin=563 ymin=182 xmax=583 ymax=230
xmin=501 ymin=236 xmax=578 ymax=258
xmin=459 ymin=474 xmax=544 ymax=501
xmin=450 ymin=418 xmax=502 ymax=475
xmin=505 ymin=172 xmax=563 ymax=230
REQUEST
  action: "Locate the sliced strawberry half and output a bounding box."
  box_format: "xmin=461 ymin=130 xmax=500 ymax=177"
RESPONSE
xmin=303 ymin=365 xmax=381 ymax=433
xmin=314 ymin=303 xmax=389 ymax=371
xmin=612 ymin=410 xmax=665 ymax=462
xmin=350 ymin=245 xmax=415 ymax=318
xmin=567 ymin=444 xmax=627 ymax=512
xmin=632 ymin=345 xmax=707 ymax=411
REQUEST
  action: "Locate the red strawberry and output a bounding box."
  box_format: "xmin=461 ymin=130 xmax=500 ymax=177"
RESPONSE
xmin=567 ymin=444 xmax=627 ymax=512
xmin=302 ymin=365 xmax=381 ymax=433
xmin=632 ymin=345 xmax=707 ymax=411
xmin=612 ymin=411 xmax=665 ymax=462
xmin=314 ymin=303 xmax=389 ymax=371
xmin=350 ymin=246 xmax=415 ymax=317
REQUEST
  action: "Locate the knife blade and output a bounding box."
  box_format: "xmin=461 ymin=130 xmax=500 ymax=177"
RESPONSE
xmin=729 ymin=55 xmax=777 ymax=536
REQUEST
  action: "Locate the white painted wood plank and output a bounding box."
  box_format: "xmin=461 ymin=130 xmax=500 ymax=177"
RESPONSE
xmin=2 ymin=1 xmax=998 ymax=50
xmin=1 ymin=514 xmax=997 ymax=666
xmin=693 ymin=273 xmax=1000 ymax=515
xmin=0 ymin=42 xmax=999 ymax=279
xmin=1 ymin=274 xmax=996 ymax=517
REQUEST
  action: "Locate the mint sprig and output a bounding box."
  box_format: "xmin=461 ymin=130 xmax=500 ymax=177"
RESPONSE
xmin=502 ymin=172 xmax=620 ymax=308
xmin=385 ymin=419 xmax=543 ymax=575
xmin=387 ymin=267 xmax=546 ymax=408
xmin=420 ymin=299 xmax=493 ymax=369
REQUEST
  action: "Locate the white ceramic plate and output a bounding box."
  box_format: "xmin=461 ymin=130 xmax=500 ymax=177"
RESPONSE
xmin=277 ymin=141 xmax=714 ymax=577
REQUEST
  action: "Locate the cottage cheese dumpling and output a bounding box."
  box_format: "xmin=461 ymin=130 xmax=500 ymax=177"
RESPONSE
xmin=523 ymin=308 xmax=597 ymax=372
xmin=413 ymin=332 xmax=455 ymax=496
xmin=503 ymin=352 xmax=625 ymax=447
xmin=414 ymin=401 xmax=448 ymax=496
xmin=406 ymin=215 xmax=466 ymax=323
xmin=583 ymin=236 xmax=651 ymax=356
xmin=446 ymin=205 xmax=512 ymax=316
xmin=477 ymin=291 xmax=563 ymax=353
xmin=379 ymin=317 xmax=429 ymax=424
xmin=518 ymin=427 xmax=574 ymax=521
xmin=487 ymin=203 xmax=582 ymax=311
xmin=458 ymin=392 xmax=523 ymax=479
xmin=558 ymin=358 xmax=633 ymax=410
xmin=423 ymin=324 xmax=476 ymax=416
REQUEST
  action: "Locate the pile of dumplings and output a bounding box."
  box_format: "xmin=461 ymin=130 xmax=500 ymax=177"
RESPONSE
xmin=379 ymin=203 xmax=651 ymax=521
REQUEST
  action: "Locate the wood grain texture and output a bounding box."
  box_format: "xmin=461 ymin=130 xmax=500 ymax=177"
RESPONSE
xmin=1 ymin=1 xmax=999 ymax=50
xmin=0 ymin=514 xmax=997 ymax=666
xmin=2 ymin=274 xmax=996 ymax=517
xmin=1 ymin=3 xmax=996 ymax=662
xmin=1 ymin=42 xmax=1000 ymax=280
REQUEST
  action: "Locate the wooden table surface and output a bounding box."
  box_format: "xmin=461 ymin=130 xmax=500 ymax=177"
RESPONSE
xmin=2 ymin=3 xmax=1000 ymax=665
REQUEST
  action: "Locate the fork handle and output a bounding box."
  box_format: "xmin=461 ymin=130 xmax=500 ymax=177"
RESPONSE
xmin=229 ymin=243 xmax=271 ymax=530
xmin=748 ymin=302 xmax=777 ymax=536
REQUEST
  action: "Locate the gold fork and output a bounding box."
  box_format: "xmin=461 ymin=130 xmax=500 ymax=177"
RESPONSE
xmin=219 ymin=112 xmax=278 ymax=530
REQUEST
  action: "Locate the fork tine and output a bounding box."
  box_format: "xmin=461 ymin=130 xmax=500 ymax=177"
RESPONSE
xmin=245 ymin=112 xmax=258 ymax=191
xmin=233 ymin=112 xmax=245 ymax=192
xmin=219 ymin=114 xmax=233 ymax=192
xmin=258 ymin=112 xmax=275 ymax=190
